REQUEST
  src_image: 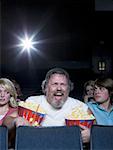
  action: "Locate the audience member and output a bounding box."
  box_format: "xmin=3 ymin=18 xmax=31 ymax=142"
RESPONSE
xmin=87 ymin=77 xmax=113 ymax=125
xmin=0 ymin=78 xmax=18 ymax=148
xmin=11 ymin=79 xmax=24 ymax=101
xmin=2 ymin=69 xmax=93 ymax=148
xmin=0 ymin=78 xmax=29 ymax=148
xmin=83 ymin=80 xmax=95 ymax=103
xmin=26 ymin=68 xmax=91 ymax=143
xmin=0 ymin=78 xmax=18 ymax=126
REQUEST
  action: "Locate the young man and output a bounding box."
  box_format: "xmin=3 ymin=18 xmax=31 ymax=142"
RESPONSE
xmin=87 ymin=77 xmax=113 ymax=125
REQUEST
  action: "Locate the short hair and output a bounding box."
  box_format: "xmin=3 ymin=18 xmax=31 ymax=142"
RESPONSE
xmin=41 ymin=68 xmax=74 ymax=94
xmin=0 ymin=78 xmax=18 ymax=107
xmin=95 ymin=77 xmax=113 ymax=99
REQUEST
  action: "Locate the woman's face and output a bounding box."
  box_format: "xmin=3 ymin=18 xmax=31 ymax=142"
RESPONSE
xmin=0 ymin=85 xmax=11 ymax=106
xmin=86 ymin=85 xmax=94 ymax=97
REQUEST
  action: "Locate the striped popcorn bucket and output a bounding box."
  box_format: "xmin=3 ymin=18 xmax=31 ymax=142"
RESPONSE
xmin=65 ymin=119 xmax=95 ymax=128
xmin=18 ymin=106 xmax=45 ymax=126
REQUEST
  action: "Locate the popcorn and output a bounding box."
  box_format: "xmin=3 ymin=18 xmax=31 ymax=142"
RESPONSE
xmin=18 ymin=101 xmax=46 ymax=126
xmin=18 ymin=101 xmax=46 ymax=114
xmin=65 ymin=106 xmax=95 ymax=128
xmin=67 ymin=107 xmax=95 ymax=120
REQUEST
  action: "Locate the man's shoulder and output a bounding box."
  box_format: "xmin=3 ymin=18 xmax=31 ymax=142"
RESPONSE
xmin=26 ymin=95 xmax=45 ymax=103
xmin=67 ymin=97 xmax=88 ymax=108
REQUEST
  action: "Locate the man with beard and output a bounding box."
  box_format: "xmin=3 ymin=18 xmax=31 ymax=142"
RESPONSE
xmin=26 ymin=68 xmax=90 ymax=144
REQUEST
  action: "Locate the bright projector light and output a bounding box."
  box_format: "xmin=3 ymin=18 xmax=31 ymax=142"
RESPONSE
xmin=17 ymin=33 xmax=38 ymax=53
xmin=22 ymin=36 xmax=33 ymax=51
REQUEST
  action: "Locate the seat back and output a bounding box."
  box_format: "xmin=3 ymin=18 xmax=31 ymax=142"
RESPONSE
xmin=0 ymin=126 xmax=8 ymax=150
xmin=90 ymin=125 xmax=113 ymax=150
xmin=15 ymin=126 xmax=83 ymax=150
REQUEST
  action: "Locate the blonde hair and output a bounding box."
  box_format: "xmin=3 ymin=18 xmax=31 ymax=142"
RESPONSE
xmin=0 ymin=78 xmax=18 ymax=107
xmin=83 ymin=80 xmax=95 ymax=95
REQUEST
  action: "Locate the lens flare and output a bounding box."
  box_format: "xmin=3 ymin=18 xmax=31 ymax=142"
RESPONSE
xmin=16 ymin=32 xmax=39 ymax=54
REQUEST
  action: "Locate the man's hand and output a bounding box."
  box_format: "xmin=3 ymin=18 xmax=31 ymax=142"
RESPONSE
xmin=79 ymin=125 xmax=90 ymax=143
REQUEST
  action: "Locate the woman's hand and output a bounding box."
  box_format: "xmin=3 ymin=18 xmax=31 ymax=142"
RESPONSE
xmin=13 ymin=117 xmax=31 ymax=127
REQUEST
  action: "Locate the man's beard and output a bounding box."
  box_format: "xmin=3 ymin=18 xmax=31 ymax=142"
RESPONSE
xmin=50 ymin=99 xmax=66 ymax=109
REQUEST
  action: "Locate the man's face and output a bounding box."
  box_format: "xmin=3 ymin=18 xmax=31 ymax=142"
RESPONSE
xmin=94 ymin=85 xmax=110 ymax=103
xmin=45 ymin=73 xmax=70 ymax=109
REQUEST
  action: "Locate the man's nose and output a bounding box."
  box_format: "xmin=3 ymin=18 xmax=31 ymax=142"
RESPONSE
xmin=57 ymin=85 xmax=62 ymax=90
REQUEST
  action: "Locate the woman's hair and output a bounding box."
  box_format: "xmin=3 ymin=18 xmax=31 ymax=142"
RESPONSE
xmin=83 ymin=80 xmax=95 ymax=95
xmin=11 ymin=79 xmax=23 ymax=98
xmin=41 ymin=68 xmax=74 ymax=94
xmin=95 ymin=77 xmax=113 ymax=99
xmin=0 ymin=78 xmax=18 ymax=107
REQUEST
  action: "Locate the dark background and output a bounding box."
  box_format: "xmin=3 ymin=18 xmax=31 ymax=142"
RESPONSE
xmin=1 ymin=0 xmax=113 ymax=99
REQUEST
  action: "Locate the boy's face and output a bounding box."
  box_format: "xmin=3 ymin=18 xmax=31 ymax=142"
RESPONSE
xmin=94 ymin=85 xmax=110 ymax=103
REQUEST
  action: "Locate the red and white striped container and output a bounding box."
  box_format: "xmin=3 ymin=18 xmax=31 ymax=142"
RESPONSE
xmin=18 ymin=106 xmax=45 ymax=126
xmin=65 ymin=119 xmax=95 ymax=128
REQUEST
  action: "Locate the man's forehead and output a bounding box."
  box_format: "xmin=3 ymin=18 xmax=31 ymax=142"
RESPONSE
xmin=48 ymin=74 xmax=68 ymax=82
xmin=50 ymin=73 xmax=67 ymax=78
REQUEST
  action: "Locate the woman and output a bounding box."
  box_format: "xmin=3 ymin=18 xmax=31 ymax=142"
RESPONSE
xmin=0 ymin=78 xmax=29 ymax=148
xmin=83 ymin=80 xmax=95 ymax=103
xmin=0 ymin=78 xmax=18 ymax=125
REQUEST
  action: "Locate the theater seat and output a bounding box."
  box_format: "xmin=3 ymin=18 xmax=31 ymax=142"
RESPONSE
xmin=0 ymin=126 xmax=8 ymax=150
xmin=90 ymin=125 xmax=113 ymax=150
xmin=15 ymin=126 xmax=83 ymax=150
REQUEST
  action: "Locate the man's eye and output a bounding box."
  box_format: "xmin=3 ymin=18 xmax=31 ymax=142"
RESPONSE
xmin=52 ymin=83 xmax=57 ymax=85
xmin=61 ymin=83 xmax=65 ymax=86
